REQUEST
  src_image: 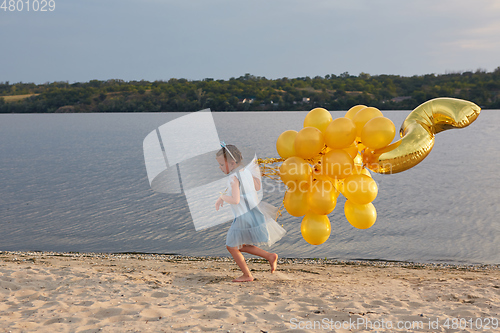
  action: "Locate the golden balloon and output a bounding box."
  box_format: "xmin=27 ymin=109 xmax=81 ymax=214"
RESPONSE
xmin=276 ymin=130 xmax=298 ymax=159
xmin=343 ymin=144 xmax=358 ymax=159
xmin=344 ymin=200 xmax=377 ymax=229
xmin=345 ymin=105 xmax=367 ymax=120
xmin=295 ymin=127 xmax=325 ymax=159
xmin=364 ymin=98 xmax=481 ymax=174
xmin=361 ymin=117 xmax=396 ymax=150
xmin=352 ymin=107 xmax=384 ymax=137
xmin=308 ymin=180 xmax=337 ymax=215
xmin=312 ymin=163 xmax=331 ymax=182
xmin=321 ymin=149 xmax=354 ymax=179
xmin=324 ymin=117 xmax=357 ymax=149
xmin=352 ymin=164 xmax=371 ymax=177
xmin=304 ymin=108 xmax=332 ymax=133
xmin=333 ymin=178 xmax=345 ymax=196
xmin=353 ymin=153 xmax=363 ymax=165
xmin=342 ymin=174 xmax=378 ymax=205
xmin=332 ymin=180 xmax=342 ymax=198
xmin=301 ymin=213 xmax=331 ymax=245
xmin=279 ymin=156 xmax=312 ymax=186
xmin=284 ymin=188 xmax=309 ymax=217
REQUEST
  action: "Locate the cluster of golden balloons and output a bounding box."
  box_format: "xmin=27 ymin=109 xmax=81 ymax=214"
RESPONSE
xmin=277 ymin=105 xmax=396 ymax=245
xmin=274 ymin=97 xmax=482 ymax=246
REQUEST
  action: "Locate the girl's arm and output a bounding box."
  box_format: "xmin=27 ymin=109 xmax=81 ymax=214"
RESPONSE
xmin=215 ymin=177 xmax=240 ymax=210
xmin=222 ymin=177 xmax=240 ymax=204
xmin=253 ymin=176 xmax=261 ymax=191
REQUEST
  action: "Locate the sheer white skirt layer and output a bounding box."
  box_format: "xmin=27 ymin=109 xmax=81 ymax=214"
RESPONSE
xmin=226 ymin=202 xmax=286 ymax=249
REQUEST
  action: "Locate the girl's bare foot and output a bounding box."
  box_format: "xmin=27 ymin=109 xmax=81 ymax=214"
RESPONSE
xmin=232 ymin=275 xmax=254 ymax=282
xmin=269 ymin=253 xmax=278 ymax=273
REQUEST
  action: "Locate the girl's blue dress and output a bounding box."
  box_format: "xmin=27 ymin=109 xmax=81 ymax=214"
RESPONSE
xmin=225 ymin=162 xmax=286 ymax=249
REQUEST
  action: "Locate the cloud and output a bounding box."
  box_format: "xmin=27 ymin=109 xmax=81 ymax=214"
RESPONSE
xmin=2 ymin=0 xmax=500 ymax=82
xmin=444 ymin=21 xmax=500 ymax=51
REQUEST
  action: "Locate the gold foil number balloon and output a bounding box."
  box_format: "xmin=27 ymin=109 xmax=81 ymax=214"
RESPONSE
xmin=363 ymin=98 xmax=481 ymax=174
xmin=301 ymin=213 xmax=331 ymax=245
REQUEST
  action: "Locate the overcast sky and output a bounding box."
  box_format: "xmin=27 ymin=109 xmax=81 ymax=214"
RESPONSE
xmin=1 ymin=0 xmax=500 ymax=84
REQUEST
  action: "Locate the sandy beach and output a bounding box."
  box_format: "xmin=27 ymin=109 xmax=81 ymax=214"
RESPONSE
xmin=0 ymin=251 xmax=498 ymax=333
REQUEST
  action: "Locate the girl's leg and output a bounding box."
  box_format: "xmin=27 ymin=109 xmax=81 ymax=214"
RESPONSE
xmin=226 ymin=245 xmax=254 ymax=282
xmin=239 ymin=244 xmax=278 ymax=273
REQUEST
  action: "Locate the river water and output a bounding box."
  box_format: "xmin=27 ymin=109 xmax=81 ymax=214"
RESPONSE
xmin=0 ymin=111 xmax=498 ymax=264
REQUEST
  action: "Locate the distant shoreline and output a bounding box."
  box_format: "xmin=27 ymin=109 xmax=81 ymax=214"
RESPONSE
xmin=2 ymin=71 xmax=499 ymax=113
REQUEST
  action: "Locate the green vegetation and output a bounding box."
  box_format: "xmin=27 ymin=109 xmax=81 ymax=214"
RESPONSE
xmin=1 ymin=68 xmax=499 ymax=113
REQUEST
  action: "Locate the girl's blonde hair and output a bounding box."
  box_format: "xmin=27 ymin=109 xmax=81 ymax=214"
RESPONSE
xmin=216 ymin=144 xmax=242 ymax=164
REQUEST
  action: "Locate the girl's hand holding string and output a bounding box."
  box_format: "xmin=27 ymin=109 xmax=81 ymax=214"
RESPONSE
xmin=216 ymin=187 xmax=227 ymax=211
xmin=215 ymin=196 xmax=224 ymax=211
xmin=215 ymin=178 xmax=241 ymax=211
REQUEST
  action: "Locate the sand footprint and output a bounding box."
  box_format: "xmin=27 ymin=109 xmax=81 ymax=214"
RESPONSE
xmin=0 ymin=280 xmax=21 ymax=291
xmin=198 ymin=309 xmax=230 ymax=320
xmin=140 ymin=308 xmax=169 ymax=321
xmin=92 ymin=307 xmax=123 ymax=319
xmin=14 ymin=289 xmax=39 ymax=301
xmin=150 ymin=291 xmax=169 ymax=298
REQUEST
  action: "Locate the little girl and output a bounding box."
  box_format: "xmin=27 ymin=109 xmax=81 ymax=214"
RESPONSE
xmin=215 ymin=144 xmax=286 ymax=282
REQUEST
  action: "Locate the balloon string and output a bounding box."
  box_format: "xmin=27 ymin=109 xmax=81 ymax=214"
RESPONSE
xmin=255 ymin=157 xmax=285 ymax=222
xmin=256 ymin=145 xmax=329 ymax=179
xmin=276 ymin=198 xmax=285 ymax=223
xmin=256 ymin=157 xmax=283 ymax=181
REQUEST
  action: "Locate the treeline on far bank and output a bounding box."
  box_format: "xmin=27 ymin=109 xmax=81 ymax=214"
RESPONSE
xmin=1 ymin=68 xmax=499 ymax=113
